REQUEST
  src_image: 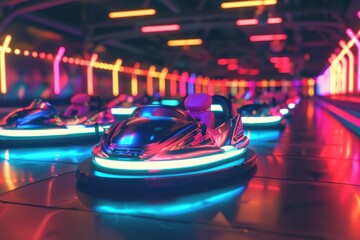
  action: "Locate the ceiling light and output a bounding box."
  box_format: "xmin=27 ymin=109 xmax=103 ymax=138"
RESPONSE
xmin=167 ymin=39 xmax=203 ymax=47
xmin=267 ymin=17 xmax=282 ymax=24
xmin=221 ymin=0 xmax=277 ymax=9
xmin=141 ymin=24 xmax=180 ymax=33
xmin=109 ymin=9 xmax=156 ymax=18
xmin=236 ymin=19 xmax=258 ymax=26
xmin=236 ymin=17 xmax=282 ymax=26
xmin=250 ymin=34 xmax=287 ymax=42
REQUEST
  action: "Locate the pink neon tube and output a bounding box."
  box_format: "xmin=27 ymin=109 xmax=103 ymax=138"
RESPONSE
xmin=53 ymin=47 xmax=65 ymax=95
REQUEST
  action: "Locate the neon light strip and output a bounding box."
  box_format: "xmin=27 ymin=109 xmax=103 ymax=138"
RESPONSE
xmin=241 ymin=116 xmax=282 ymax=124
xmin=53 ymin=47 xmax=65 ymax=95
xmin=339 ymin=40 xmax=354 ymax=93
xmin=345 ymin=29 xmax=360 ymax=92
xmin=112 ymin=59 xmax=122 ymax=96
xmin=0 ymin=35 xmax=11 ymax=94
xmin=279 ymin=108 xmax=289 ymax=115
xmin=187 ymin=73 xmax=196 ymax=95
xmin=94 ymin=146 xmax=246 ymax=171
xmin=196 ymin=75 xmax=203 ymax=93
xmin=141 ymin=24 xmax=180 ymax=33
xmin=109 ymin=9 xmax=156 ymax=18
xmin=211 ymin=104 xmax=223 ymax=112
xmin=147 ymin=65 xmax=156 ymax=96
xmin=221 ymin=0 xmax=277 ymax=9
xmin=167 ymin=39 xmax=203 ymax=47
xmin=339 ymin=57 xmax=347 ymax=94
xmin=250 ymin=34 xmax=287 ymax=42
xmin=288 ymin=103 xmax=295 ymax=109
xmin=0 ymin=125 xmax=111 ymax=138
xmin=87 ymin=53 xmax=98 ymax=95
xmin=111 ymin=107 xmax=136 ymax=115
xmin=170 ymin=70 xmax=178 ymax=97
xmin=180 ymin=72 xmax=188 ymax=97
xmin=236 ymin=17 xmax=282 ymax=26
xmin=131 ymin=63 xmax=140 ymax=96
xmin=159 ymin=67 xmax=168 ymax=97
xmin=160 ymin=99 xmax=179 ymax=106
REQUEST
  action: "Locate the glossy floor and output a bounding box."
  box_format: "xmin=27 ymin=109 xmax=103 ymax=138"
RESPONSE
xmin=0 ymin=99 xmax=359 ymax=240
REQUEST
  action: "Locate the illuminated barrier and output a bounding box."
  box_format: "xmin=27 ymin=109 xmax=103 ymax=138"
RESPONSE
xmin=112 ymin=59 xmax=122 ymax=96
xmin=159 ymin=67 xmax=168 ymax=97
xmin=170 ymin=70 xmax=178 ymax=97
xmin=179 ymin=72 xmax=188 ymax=97
xmin=87 ymin=53 xmax=98 ymax=95
xmin=346 ymin=29 xmax=360 ymax=92
xmin=0 ymin=35 xmax=11 ymax=94
xmin=318 ymin=29 xmax=360 ymax=95
xmin=53 ymin=47 xmax=65 ymax=95
xmin=146 ymin=65 xmax=156 ymax=96
xmin=1 ymin=33 xmax=317 ymax=98
xmin=131 ymin=62 xmax=140 ymax=96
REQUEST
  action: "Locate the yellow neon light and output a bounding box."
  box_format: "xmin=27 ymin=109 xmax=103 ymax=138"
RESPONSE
xmin=131 ymin=63 xmax=140 ymax=96
xmin=221 ymin=0 xmax=277 ymax=9
xmin=147 ymin=65 xmax=156 ymax=96
xmin=0 ymin=35 xmax=11 ymax=94
xmin=339 ymin=41 xmax=355 ymax=93
xmin=109 ymin=9 xmax=156 ymax=18
xmin=167 ymin=39 xmax=203 ymax=47
xmin=159 ymin=67 xmax=168 ymax=97
xmin=87 ymin=53 xmax=98 ymax=95
xmin=112 ymin=59 xmax=122 ymax=96
xmin=339 ymin=57 xmax=347 ymax=94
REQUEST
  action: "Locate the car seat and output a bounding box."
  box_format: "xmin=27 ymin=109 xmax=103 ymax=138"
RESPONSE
xmin=63 ymin=93 xmax=90 ymax=117
xmin=184 ymin=93 xmax=215 ymax=129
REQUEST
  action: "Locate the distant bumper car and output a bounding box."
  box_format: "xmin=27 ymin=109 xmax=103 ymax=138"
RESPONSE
xmin=238 ymin=103 xmax=286 ymax=129
xmin=0 ymin=93 xmax=115 ymax=147
xmin=77 ymin=94 xmax=257 ymax=189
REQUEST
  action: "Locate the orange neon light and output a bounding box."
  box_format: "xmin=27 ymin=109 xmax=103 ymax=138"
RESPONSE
xmin=170 ymin=70 xmax=179 ymax=97
xmin=236 ymin=17 xmax=282 ymax=26
xmin=180 ymin=72 xmax=188 ymax=97
xmin=221 ymin=0 xmax=277 ymax=9
xmin=146 ymin=65 xmax=156 ymax=96
xmin=0 ymin=35 xmax=11 ymax=94
xmin=195 ymin=75 xmax=203 ymax=94
xmin=250 ymin=34 xmax=287 ymax=42
xmin=167 ymin=39 xmax=203 ymax=47
xmin=112 ymin=59 xmax=122 ymax=96
xmin=131 ymin=62 xmax=140 ymax=96
xmin=109 ymin=9 xmax=156 ymax=18
xmin=339 ymin=40 xmax=354 ymax=93
xmin=159 ymin=67 xmax=168 ymax=97
xmin=14 ymin=48 xmax=20 ymax=55
xmin=87 ymin=53 xmax=98 ymax=95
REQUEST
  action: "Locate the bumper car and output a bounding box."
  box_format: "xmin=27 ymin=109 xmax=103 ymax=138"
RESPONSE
xmin=0 ymin=93 xmax=115 ymax=147
xmin=238 ymin=103 xmax=286 ymax=129
xmin=77 ymin=94 xmax=257 ymax=189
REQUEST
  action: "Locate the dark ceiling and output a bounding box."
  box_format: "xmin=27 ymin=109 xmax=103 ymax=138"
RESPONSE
xmin=1 ymin=0 xmax=359 ymax=80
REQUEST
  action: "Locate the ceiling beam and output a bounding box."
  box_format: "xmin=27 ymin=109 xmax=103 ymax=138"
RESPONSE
xmin=158 ymin=0 xmax=181 ymax=13
xmin=0 ymin=0 xmax=76 ymax=35
xmin=21 ymin=13 xmax=83 ymax=36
